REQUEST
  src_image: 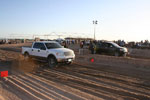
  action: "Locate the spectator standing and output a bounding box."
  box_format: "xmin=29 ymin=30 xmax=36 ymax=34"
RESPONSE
xmin=62 ymin=41 xmax=68 ymax=48
xmin=80 ymin=41 xmax=84 ymax=48
xmin=89 ymin=41 xmax=94 ymax=54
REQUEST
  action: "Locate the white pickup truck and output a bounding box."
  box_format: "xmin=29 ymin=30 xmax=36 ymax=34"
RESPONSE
xmin=22 ymin=41 xmax=75 ymax=67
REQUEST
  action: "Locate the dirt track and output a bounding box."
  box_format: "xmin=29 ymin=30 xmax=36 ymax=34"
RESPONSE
xmin=0 ymin=44 xmax=150 ymax=100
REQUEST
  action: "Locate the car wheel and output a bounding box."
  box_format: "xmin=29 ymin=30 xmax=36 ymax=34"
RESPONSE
xmin=48 ymin=56 xmax=57 ymax=68
xmin=122 ymin=53 xmax=127 ymax=57
xmin=24 ymin=52 xmax=30 ymax=61
xmin=114 ymin=52 xmax=119 ymax=57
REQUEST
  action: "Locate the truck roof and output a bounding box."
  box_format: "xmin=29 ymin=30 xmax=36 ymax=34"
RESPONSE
xmin=34 ymin=41 xmax=58 ymax=43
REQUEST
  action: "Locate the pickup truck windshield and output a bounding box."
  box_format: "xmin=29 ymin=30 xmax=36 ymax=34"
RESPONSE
xmin=111 ymin=42 xmax=121 ymax=48
xmin=45 ymin=43 xmax=62 ymax=49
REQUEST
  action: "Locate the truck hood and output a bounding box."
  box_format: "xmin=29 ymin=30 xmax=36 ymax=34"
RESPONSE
xmin=119 ymin=47 xmax=128 ymax=52
xmin=47 ymin=48 xmax=73 ymax=53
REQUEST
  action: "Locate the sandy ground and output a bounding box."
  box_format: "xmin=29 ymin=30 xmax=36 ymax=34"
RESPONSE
xmin=0 ymin=43 xmax=150 ymax=100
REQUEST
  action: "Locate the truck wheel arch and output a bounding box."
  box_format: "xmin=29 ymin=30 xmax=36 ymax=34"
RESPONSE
xmin=24 ymin=52 xmax=29 ymax=55
xmin=24 ymin=52 xmax=31 ymax=61
xmin=47 ymin=54 xmax=57 ymax=68
xmin=47 ymin=54 xmax=56 ymax=60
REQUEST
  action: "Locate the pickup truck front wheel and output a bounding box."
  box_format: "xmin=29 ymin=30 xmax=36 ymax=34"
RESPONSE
xmin=114 ymin=52 xmax=119 ymax=57
xmin=48 ymin=56 xmax=57 ymax=68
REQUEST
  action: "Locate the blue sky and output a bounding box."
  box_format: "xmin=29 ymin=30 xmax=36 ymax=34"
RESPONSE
xmin=0 ymin=0 xmax=150 ymax=41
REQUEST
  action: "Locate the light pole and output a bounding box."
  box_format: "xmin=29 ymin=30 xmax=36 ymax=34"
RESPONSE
xmin=93 ymin=20 xmax=98 ymax=40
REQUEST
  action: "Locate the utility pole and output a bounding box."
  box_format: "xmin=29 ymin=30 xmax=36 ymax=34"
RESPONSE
xmin=93 ymin=20 xmax=98 ymax=40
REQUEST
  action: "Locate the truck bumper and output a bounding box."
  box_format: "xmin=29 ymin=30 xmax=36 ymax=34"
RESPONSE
xmin=57 ymin=58 xmax=75 ymax=63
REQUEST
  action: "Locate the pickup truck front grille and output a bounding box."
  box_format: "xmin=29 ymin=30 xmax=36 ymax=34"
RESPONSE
xmin=64 ymin=52 xmax=73 ymax=56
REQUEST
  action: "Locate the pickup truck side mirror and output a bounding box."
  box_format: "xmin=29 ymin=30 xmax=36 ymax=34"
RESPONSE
xmin=40 ymin=47 xmax=46 ymax=50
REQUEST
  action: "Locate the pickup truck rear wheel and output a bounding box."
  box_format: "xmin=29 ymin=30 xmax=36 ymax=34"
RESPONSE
xmin=48 ymin=56 xmax=57 ymax=68
xmin=24 ymin=52 xmax=30 ymax=61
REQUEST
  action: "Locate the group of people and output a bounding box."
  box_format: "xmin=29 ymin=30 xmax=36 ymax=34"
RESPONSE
xmin=61 ymin=40 xmax=97 ymax=54
xmin=80 ymin=41 xmax=97 ymax=54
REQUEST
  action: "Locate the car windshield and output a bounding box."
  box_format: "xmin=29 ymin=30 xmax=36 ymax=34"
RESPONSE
xmin=45 ymin=43 xmax=62 ymax=49
xmin=111 ymin=42 xmax=121 ymax=48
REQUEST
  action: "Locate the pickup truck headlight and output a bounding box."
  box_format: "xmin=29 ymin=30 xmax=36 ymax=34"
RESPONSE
xmin=120 ymin=48 xmax=128 ymax=52
xmin=56 ymin=52 xmax=64 ymax=56
xmin=120 ymin=48 xmax=124 ymax=52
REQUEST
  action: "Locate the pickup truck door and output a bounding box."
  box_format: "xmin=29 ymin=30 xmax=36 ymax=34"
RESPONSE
xmin=38 ymin=43 xmax=47 ymax=58
xmin=106 ymin=43 xmax=116 ymax=55
xmin=100 ymin=43 xmax=107 ymax=54
xmin=32 ymin=43 xmax=47 ymax=58
xmin=32 ymin=43 xmax=40 ymax=57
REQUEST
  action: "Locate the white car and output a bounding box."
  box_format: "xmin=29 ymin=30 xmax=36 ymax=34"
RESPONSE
xmin=22 ymin=41 xmax=75 ymax=67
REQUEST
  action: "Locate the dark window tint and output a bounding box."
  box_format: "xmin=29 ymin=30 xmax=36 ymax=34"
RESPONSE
xmin=33 ymin=43 xmax=39 ymax=49
xmin=106 ymin=43 xmax=114 ymax=48
xmin=45 ymin=43 xmax=62 ymax=49
xmin=96 ymin=43 xmax=102 ymax=47
xmin=33 ymin=43 xmax=46 ymax=49
xmin=101 ymin=43 xmax=107 ymax=47
xmin=111 ymin=42 xmax=120 ymax=48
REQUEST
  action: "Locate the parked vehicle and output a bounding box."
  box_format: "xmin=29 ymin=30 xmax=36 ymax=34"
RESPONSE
xmin=95 ymin=41 xmax=128 ymax=57
xmin=22 ymin=41 xmax=75 ymax=67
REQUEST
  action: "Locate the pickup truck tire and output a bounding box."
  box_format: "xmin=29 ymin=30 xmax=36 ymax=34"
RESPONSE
xmin=24 ymin=52 xmax=31 ymax=61
xmin=48 ymin=56 xmax=57 ymax=68
xmin=122 ymin=53 xmax=127 ymax=57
